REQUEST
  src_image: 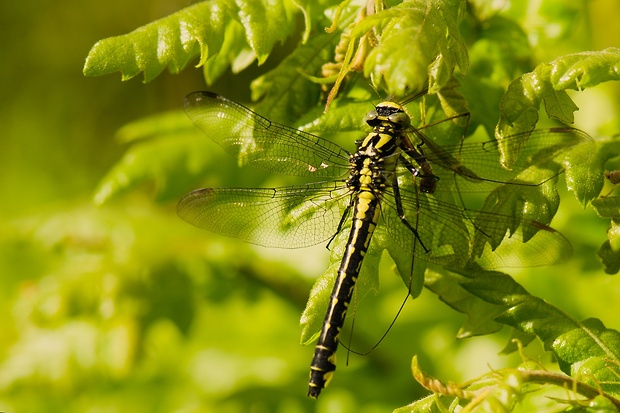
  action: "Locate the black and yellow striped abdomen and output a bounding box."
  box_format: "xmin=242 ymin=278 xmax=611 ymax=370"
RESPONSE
xmin=307 ymin=189 xmax=381 ymax=397
xmin=307 ymin=102 xmax=408 ymax=398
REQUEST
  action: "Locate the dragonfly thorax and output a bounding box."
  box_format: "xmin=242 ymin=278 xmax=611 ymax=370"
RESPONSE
xmin=347 ymin=129 xmax=402 ymax=193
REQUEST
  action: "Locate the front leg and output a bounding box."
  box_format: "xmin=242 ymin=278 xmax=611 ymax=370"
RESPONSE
xmin=399 ymin=153 xmax=439 ymax=194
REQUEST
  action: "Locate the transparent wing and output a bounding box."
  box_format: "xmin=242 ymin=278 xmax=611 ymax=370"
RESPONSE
xmin=410 ymin=127 xmax=593 ymax=192
xmin=185 ymin=92 xmax=351 ymax=178
xmin=178 ymin=182 xmax=352 ymax=248
xmin=379 ymin=184 xmax=572 ymax=270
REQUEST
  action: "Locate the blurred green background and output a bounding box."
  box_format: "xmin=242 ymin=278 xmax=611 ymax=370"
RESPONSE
xmin=1 ymin=1 xmax=620 ymax=412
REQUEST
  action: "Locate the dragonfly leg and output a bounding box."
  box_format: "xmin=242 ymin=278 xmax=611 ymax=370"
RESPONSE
xmin=415 ymin=111 xmax=471 ymax=138
xmin=391 ymin=177 xmax=430 ymax=253
xmin=326 ymin=199 xmax=353 ymax=250
xmin=399 ymin=155 xmax=439 ymax=194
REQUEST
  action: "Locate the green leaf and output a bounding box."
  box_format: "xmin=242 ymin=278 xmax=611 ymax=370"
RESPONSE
xmin=564 ymin=135 xmax=606 ymax=206
xmin=458 ymin=269 xmax=620 ymax=377
xmin=393 ymin=394 xmax=438 ymax=413
xmin=202 ymin=19 xmax=251 ymax=85
xmin=84 ymin=0 xmax=299 ymax=82
xmin=469 ymin=124 xmax=596 ymax=209
xmin=84 ymin=1 xmax=233 ymax=81
xmin=436 ymin=77 xmax=470 ymax=123
xmin=596 ymin=221 xmax=620 ymax=275
xmin=460 ymin=13 xmax=532 ymax=139
xmin=496 ymin=48 xmax=620 ymax=161
xmin=278 ymin=0 xmax=345 ymax=45
xmin=459 ymin=76 xmax=505 ymax=139
xmin=598 ymin=240 xmax=620 ymax=274
xmin=551 ymin=48 xmax=620 ymax=90
xmin=299 ymin=256 xmax=339 ymax=345
xmin=379 ymin=226 xmax=426 ymax=299
xmin=476 ymin=178 xmax=560 ymax=240
xmin=352 ymin=0 xmax=468 ymax=96
xmin=456 ymin=268 xmax=530 ymax=304
xmin=299 ymin=98 xmax=369 ymax=135
xmin=424 ymin=268 xmax=505 ymax=338
xmin=572 ymin=356 xmax=620 ymax=398
xmin=580 ymin=136 xmax=620 ymax=203
xmin=551 ymin=318 xmax=620 ymax=370
xmin=251 ymin=32 xmax=337 ymax=124
xmin=466 ymin=14 xmax=532 ymax=82
xmin=497 ymin=83 xmax=579 ymax=167
xmin=592 ymin=197 xmax=620 ymax=219
xmin=93 ymin=111 xmax=213 ymax=204
xmin=236 ymin=0 xmax=297 ymax=63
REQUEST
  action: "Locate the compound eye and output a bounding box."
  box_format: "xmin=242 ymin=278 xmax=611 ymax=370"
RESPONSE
xmin=364 ymin=110 xmax=379 ymax=126
xmin=388 ymin=111 xmax=410 ymax=129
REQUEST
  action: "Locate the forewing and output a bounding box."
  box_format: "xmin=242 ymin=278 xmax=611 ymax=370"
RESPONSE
xmin=413 ymin=127 xmax=593 ymax=192
xmin=178 ymin=182 xmax=351 ymax=248
xmin=184 ymin=92 xmax=351 ymax=177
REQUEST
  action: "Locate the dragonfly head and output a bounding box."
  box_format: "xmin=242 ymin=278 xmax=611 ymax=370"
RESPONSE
xmin=365 ymin=102 xmax=410 ymax=130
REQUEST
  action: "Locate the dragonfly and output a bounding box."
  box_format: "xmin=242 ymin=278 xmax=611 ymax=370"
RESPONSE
xmin=178 ymin=90 xmax=588 ymax=398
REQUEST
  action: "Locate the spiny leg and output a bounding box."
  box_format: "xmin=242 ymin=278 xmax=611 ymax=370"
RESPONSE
xmin=390 ymin=172 xmax=430 ymax=254
xmin=326 ymin=197 xmax=353 ymax=250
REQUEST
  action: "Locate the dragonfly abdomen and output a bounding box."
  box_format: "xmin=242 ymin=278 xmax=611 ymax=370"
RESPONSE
xmin=307 ymin=190 xmax=381 ymax=398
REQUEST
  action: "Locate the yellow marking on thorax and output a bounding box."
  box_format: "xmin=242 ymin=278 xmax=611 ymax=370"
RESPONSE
xmin=374 ymin=133 xmax=394 ymax=149
xmin=360 ymin=133 xmax=374 ymax=147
